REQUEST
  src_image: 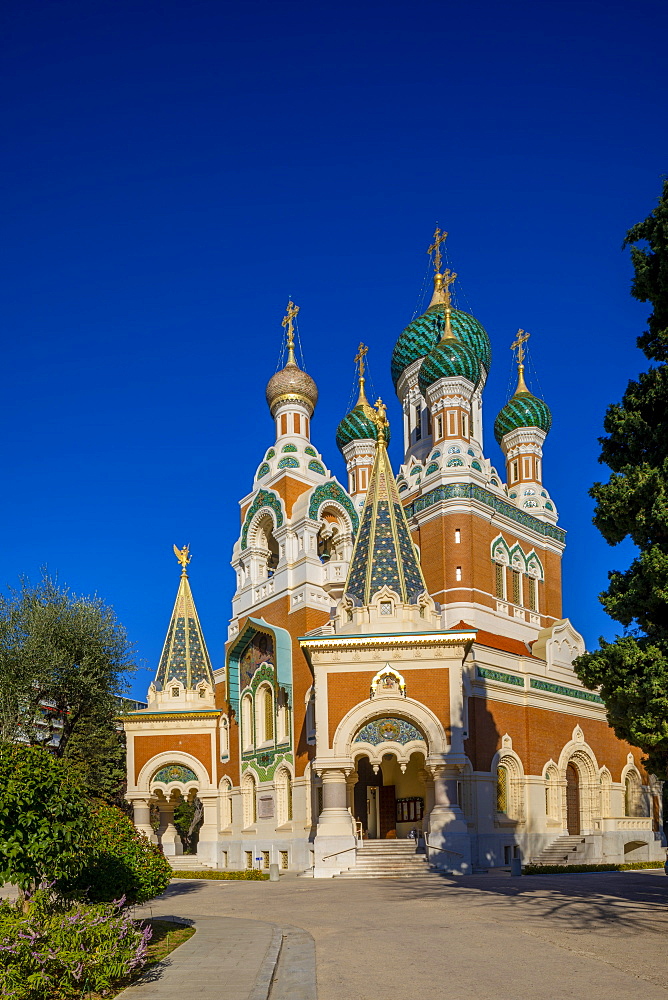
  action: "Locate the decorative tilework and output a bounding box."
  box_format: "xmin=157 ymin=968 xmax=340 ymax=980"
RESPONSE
xmin=447 ymin=458 xmax=464 ymax=467
xmin=266 ymin=449 xmax=275 ymax=459
xmin=277 ymin=456 xmax=299 ymax=469
xmin=398 ymin=483 xmax=408 ymax=492
xmin=308 ymin=481 xmax=359 ymax=535
xmin=240 ymin=490 xmax=284 ymax=550
xmin=257 ymin=463 xmax=270 ymax=478
xmin=530 ymin=678 xmax=603 ymax=703
xmin=404 ymin=484 xmax=566 ymax=543
xmin=410 ymin=467 xmax=421 ymax=476
xmin=430 ymin=450 xmax=441 ymax=459
xmin=425 ymin=462 xmax=439 ymax=475
xmin=241 ymin=750 xmax=293 ymax=782
xmin=467 ymin=449 xmax=476 ymax=456
xmin=418 ymin=337 xmax=481 ymax=394
xmin=471 ymin=461 xmax=482 ymax=471
xmin=354 ymin=717 xmax=425 ymax=745
xmin=281 ymin=444 xmax=298 ymax=452
xmin=477 ymin=666 xmax=524 ymax=687
xmin=545 ymin=502 xmax=554 ymax=511
xmin=153 ymin=764 xmax=198 ymax=784
xmin=305 ymin=446 xmax=317 ymax=456
xmin=308 ymin=460 xmax=326 ymax=475
xmin=494 ymin=392 xmax=552 ymax=444
xmin=391 ymin=306 xmax=492 ymax=388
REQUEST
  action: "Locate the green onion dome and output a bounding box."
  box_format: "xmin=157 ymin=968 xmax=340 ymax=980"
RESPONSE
xmin=391 ymin=305 xmax=491 ymax=390
xmin=336 ymin=401 xmax=390 ymax=453
xmin=494 ymin=391 xmax=552 ymax=444
xmin=418 ymin=337 xmax=481 ymax=396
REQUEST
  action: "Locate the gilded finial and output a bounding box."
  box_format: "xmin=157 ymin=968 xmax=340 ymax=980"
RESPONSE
xmin=282 ymin=300 xmax=300 ymax=366
xmin=173 ymin=543 xmax=191 ymax=576
xmin=372 ymin=397 xmax=389 ymax=444
xmin=440 ymin=268 xmax=458 ymax=340
xmin=427 ymin=226 xmax=448 ymax=274
xmin=354 ymin=342 xmax=370 ymax=407
xmin=510 ymin=329 xmax=530 ymax=394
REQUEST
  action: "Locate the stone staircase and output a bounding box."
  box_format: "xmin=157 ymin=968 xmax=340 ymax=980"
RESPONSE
xmin=169 ymin=854 xmax=216 ymax=872
xmin=334 ymin=839 xmax=433 ymax=879
xmin=529 ymin=834 xmax=587 ymax=866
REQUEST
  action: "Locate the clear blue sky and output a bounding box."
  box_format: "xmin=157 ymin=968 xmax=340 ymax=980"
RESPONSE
xmin=2 ymin=0 xmax=666 ymax=700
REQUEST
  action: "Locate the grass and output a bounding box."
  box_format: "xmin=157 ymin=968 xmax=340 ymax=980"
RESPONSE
xmin=522 ymin=861 xmax=665 ymax=875
xmin=170 ymin=869 xmax=269 ymax=880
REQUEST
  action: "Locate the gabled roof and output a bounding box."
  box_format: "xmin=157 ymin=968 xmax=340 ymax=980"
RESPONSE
xmin=154 ymin=568 xmax=215 ymax=691
xmin=344 ymin=417 xmax=427 ymax=605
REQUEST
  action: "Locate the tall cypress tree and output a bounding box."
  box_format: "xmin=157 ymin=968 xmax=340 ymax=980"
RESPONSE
xmin=574 ymin=180 xmax=668 ymax=778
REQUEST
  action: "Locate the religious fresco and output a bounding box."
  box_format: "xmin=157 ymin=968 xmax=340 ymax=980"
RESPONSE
xmin=240 ymin=631 xmax=274 ymax=691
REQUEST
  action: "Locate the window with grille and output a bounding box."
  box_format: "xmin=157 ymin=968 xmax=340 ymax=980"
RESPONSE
xmin=280 ymin=851 xmax=289 ymax=870
xmin=264 ymin=687 xmax=274 ymax=742
xmin=511 ymin=569 xmax=521 ymax=605
xmin=526 ymin=576 xmax=537 ymax=611
xmin=221 ymin=851 xmax=228 ymax=868
xmin=415 ymin=406 xmax=422 ymax=440
xmin=317 ymin=785 xmax=323 ymax=816
xmin=495 ymin=563 xmax=505 ymax=599
xmin=262 ymin=850 xmax=270 ymax=869
xmin=496 ymin=766 xmax=508 ymax=813
xmin=245 ymin=851 xmax=253 ymax=869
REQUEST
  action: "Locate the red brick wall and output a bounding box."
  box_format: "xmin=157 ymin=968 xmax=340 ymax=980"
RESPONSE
xmin=134 ymin=733 xmax=212 ymax=783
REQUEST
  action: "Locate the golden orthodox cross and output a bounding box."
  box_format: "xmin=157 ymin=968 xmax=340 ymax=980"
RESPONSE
xmin=427 ymin=226 xmax=448 ymax=273
xmin=442 ymin=268 xmax=457 ymax=309
xmin=282 ymin=300 xmax=300 ymax=351
xmin=511 ymin=329 xmax=530 ymax=365
xmin=354 ymin=342 xmax=368 ymax=379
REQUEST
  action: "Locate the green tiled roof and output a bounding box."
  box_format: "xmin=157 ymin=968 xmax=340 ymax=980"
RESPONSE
xmin=155 ymin=572 xmax=214 ymax=691
xmin=494 ymin=391 xmax=552 ymax=444
xmin=336 ymin=403 xmax=391 ymax=452
xmin=391 ymin=306 xmax=491 ymax=389
xmin=418 ymin=338 xmax=481 ymax=395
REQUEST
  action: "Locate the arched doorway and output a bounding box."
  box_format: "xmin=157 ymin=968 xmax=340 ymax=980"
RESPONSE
xmin=354 ymin=752 xmax=426 ymax=839
xmin=566 ymin=763 xmax=580 ymax=834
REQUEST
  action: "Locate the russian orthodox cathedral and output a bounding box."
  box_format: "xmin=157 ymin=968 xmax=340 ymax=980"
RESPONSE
xmin=122 ymin=231 xmax=665 ymax=875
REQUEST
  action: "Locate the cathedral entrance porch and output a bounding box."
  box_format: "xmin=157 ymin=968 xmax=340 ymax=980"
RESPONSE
xmin=353 ymin=752 xmax=426 ymax=840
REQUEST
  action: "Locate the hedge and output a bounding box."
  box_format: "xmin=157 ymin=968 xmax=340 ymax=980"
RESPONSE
xmin=170 ymin=870 xmax=269 ymax=880
xmin=522 ymin=861 xmax=665 ymax=875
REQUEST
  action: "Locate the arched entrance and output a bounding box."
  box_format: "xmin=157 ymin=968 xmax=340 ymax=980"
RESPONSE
xmin=354 ymin=752 xmax=426 ymax=839
xmin=566 ymin=763 xmax=580 ymax=834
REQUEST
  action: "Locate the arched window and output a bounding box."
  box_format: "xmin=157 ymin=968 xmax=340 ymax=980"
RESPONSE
xmin=276 ymin=767 xmax=293 ymax=825
xmin=625 ymin=770 xmax=645 ymax=817
xmin=544 ymin=766 xmax=560 ymax=820
xmin=219 ymin=778 xmax=233 ymax=830
xmin=256 ymin=684 xmax=274 ymax=744
xmin=496 ymin=764 xmax=508 ymax=813
xmin=241 ymin=694 xmax=253 ymax=750
xmin=276 ymin=687 xmax=289 ymax=743
xmin=242 ymin=773 xmax=256 ymax=828
xmin=219 ymin=717 xmax=229 ymax=760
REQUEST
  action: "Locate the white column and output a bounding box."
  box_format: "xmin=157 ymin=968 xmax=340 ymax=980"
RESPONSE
xmin=427 ymin=762 xmax=471 ymax=874
xmin=158 ymin=798 xmax=182 ymax=856
xmin=313 ymin=767 xmax=356 ymax=877
xmin=132 ymin=798 xmax=157 ymax=844
xmin=197 ymin=794 xmax=219 ymax=865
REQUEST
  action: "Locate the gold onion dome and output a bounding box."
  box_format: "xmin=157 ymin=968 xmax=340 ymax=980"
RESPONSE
xmin=266 ymin=300 xmax=319 ymax=415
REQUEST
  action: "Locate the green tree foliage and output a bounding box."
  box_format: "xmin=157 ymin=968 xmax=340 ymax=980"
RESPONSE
xmin=0 ymin=745 xmax=92 ymax=892
xmin=0 ymin=571 xmax=135 ymax=801
xmin=173 ymin=797 xmax=203 ymax=854
xmin=65 ymin=802 xmax=172 ymax=904
xmin=574 ymin=180 xmax=668 ymax=778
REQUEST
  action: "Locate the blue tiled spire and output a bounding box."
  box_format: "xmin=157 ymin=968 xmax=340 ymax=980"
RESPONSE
xmin=344 ymin=404 xmax=428 ymax=605
xmin=154 ymin=548 xmax=215 ymax=691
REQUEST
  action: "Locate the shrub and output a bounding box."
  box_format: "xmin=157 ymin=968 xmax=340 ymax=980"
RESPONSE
xmin=522 ymin=861 xmax=664 ymax=875
xmin=0 ymin=745 xmax=92 ymax=892
xmin=171 ymin=869 xmax=269 ymax=880
xmin=64 ymin=802 xmax=172 ymax=904
xmin=0 ymin=888 xmax=151 ymax=1000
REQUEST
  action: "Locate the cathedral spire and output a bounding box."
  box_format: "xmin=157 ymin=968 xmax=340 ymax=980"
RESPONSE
xmin=154 ymin=545 xmax=215 ymax=692
xmin=354 ymin=342 xmax=373 ymax=412
xmin=343 ymin=400 xmax=428 ymax=605
xmin=510 ymin=328 xmax=530 ymax=394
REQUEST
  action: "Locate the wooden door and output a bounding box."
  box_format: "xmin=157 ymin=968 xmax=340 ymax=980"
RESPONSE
xmin=566 ymin=764 xmax=580 ymax=835
xmin=379 ymin=786 xmax=396 ymax=839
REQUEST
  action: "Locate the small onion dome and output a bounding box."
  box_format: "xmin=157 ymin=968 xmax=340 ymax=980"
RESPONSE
xmin=265 ymin=361 xmax=318 ymax=415
xmin=494 ymin=391 xmax=552 ymax=445
xmin=336 ymin=401 xmax=391 ymax=453
xmin=391 ymin=306 xmax=491 ymax=390
xmin=418 ymin=337 xmax=481 ymax=396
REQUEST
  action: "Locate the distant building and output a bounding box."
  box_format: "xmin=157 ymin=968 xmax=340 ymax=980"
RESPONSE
xmin=121 ymin=241 xmax=664 ymax=874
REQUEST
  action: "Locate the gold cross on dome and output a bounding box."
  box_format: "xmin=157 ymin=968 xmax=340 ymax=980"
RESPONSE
xmin=511 ymin=329 xmax=530 ymax=365
xmin=281 ymin=300 xmax=300 ymax=349
xmin=427 ymin=226 xmax=448 ymax=273
xmin=354 ymin=342 xmax=368 ymax=378
xmin=173 ymin=543 xmax=191 ymax=575
xmin=442 ymin=268 xmax=457 ymax=309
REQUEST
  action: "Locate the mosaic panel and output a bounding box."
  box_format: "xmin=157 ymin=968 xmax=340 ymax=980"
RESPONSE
xmin=308 ymin=481 xmax=359 ymax=535
xmin=240 ymin=490 xmax=284 ymax=549
xmin=152 ymin=764 xmax=198 ymax=784
xmin=369 ymin=500 xmax=402 ymax=595
xmin=305 ymin=446 xmax=317 ymax=456
xmin=277 ymin=456 xmax=299 ymax=469
xmin=308 ymin=460 xmax=326 ymax=475
xmin=425 ymin=462 xmax=439 ymax=475
xmin=281 ymin=443 xmax=298 ymax=452
xmin=471 ymin=461 xmax=482 ymax=471
xmin=477 ymin=666 xmax=524 ymax=687
xmin=241 ymin=750 xmax=293 ymax=782
xmin=354 ymin=717 xmax=425 ymax=745
xmin=447 ymin=457 xmax=464 ymax=467
xmin=404 ymin=484 xmax=566 ymax=543
xmin=266 ymin=449 xmax=276 ymax=459
xmin=394 ymin=502 xmax=425 ymax=601
xmin=240 ymin=632 xmax=275 ymax=690
xmin=257 ymin=462 xmax=270 ymax=478
xmin=530 ymin=678 xmax=603 ymax=703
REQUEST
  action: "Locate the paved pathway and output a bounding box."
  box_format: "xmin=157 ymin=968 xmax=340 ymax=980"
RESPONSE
xmin=141 ymin=870 xmax=668 ymax=1000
